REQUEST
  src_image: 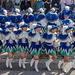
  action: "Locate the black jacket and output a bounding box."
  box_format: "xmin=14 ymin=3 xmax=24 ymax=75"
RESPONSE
xmin=20 ymin=1 xmax=26 ymax=10
xmin=26 ymin=1 xmax=31 ymax=9
xmin=2 ymin=1 xmax=13 ymax=11
xmin=52 ymin=0 xmax=60 ymax=7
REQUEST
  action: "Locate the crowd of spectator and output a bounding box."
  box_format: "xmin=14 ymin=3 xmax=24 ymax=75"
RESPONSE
xmin=0 ymin=0 xmax=75 ymax=14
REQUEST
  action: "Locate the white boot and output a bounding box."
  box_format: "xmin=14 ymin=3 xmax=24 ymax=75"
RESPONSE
xmin=45 ymin=58 xmax=53 ymax=71
xmin=6 ymin=57 xmax=9 ymax=68
xmin=19 ymin=58 xmax=22 ymax=67
xmin=72 ymin=59 xmax=75 ymax=68
xmin=22 ymin=58 xmax=26 ymax=69
xmin=35 ymin=60 xmax=39 ymax=72
xmin=9 ymin=58 xmax=13 ymax=69
xmin=62 ymin=62 xmax=67 ymax=73
xmin=30 ymin=58 xmax=35 ymax=67
xmin=58 ymin=60 xmax=64 ymax=69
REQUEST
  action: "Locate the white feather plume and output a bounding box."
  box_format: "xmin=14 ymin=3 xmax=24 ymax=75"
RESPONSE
xmin=39 ymin=8 xmax=44 ymax=13
xmin=19 ymin=21 xmax=25 ymax=27
xmin=28 ymin=7 xmax=33 ymax=13
xmin=14 ymin=8 xmax=20 ymax=13
xmin=51 ymin=8 xmax=55 ymax=12
xmin=5 ymin=22 xmax=11 ymax=27
xmin=3 ymin=9 xmax=7 ymax=15
xmin=65 ymin=6 xmax=70 ymax=11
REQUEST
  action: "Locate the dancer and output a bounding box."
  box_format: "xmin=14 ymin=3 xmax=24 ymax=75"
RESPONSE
xmin=18 ymin=22 xmax=29 ymax=69
xmin=10 ymin=8 xmax=22 ymax=29
xmin=4 ymin=22 xmax=18 ymax=68
xmin=0 ymin=8 xmax=9 ymax=31
xmin=58 ymin=26 xmax=73 ymax=72
xmin=23 ymin=7 xmax=35 ymax=26
xmin=42 ymin=25 xmax=57 ymax=71
xmin=29 ymin=23 xmax=42 ymax=72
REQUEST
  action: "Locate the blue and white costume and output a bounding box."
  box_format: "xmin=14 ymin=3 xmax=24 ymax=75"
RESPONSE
xmin=58 ymin=26 xmax=73 ymax=72
xmin=59 ymin=6 xmax=73 ymax=20
xmin=18 ymin=22 xmax=29 ymax=52
xmin=4 ymin=22 xmax=18 ymax=53
xmin=34 ymin=8 xmax=47 ymax=33
xmin=60 ymin=19 xmax=74 ymax=27
xmin=23 ymin=7 xmax=35 ymax=26
xmin=60 ymin=12 xmax=74 ymax=32
xmin=0 ymin=8 xmax=9 ymax=31
xmin=57 ymin=26 xmax=73 ymax=56
xmin=4 ymin=22 xmax=20 ymax=69
xmin=10 ymin=8 xmax=22 ymax=29
xmin=42 ymin=26 xmax=57 ymax=55
xmin=43 ymin=25 xmax=58 ymax=72
xmin=29 ymin=23 xmax=43 ymax=73
xmin=46 ymin=8 xmax=60 ymax=26
xmin=29 ymin=23 xmax=42 ymax=55
xmin=18 ymin=22 xmax=29 ymax=69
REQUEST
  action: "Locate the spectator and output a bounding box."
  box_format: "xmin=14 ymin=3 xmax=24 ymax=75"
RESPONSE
xmin=20 ymin=0 xmax=26 ymax=11
xmin=2 ymin=0 xmax=14 ymax=16
xmin=2 ymin=0 xmax=6 ymax=9
xmin=65 ymin=0 xmax=75 ymax=10
xmin=52 ymin=0 xmax=61 ymax=12
xmin=26 ymin=0 xmax=31 ymax=9
xmin=3 ymin=0 xmax=13 ymax=12
xmin=60 ymin=0 xmax=66 ymax=11
xmin=33 ymin=0 xmax=44 ymax=13
xmin=43 ymin=0 xmax=50 ymax=14
xmin=0 ymin=1 xmax=2 ymax=12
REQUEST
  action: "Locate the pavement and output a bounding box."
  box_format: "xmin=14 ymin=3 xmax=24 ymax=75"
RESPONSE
xmin=0 ymin=52 xmax=75 ymax=75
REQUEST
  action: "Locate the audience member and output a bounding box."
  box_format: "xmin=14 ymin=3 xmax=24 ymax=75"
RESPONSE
xmin=33 ymin=0 xmax=44 ymax=12
xmin=43 ymin=0 xmax=50 ymax=14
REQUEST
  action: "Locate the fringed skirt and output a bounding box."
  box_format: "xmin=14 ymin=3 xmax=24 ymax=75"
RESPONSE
xmin=5 ymin=41 xmax=17 ymax=53
xmin=30 ymin=41 xmax=42 ymax=55
xmin=43 ymin=42 xmax=56 ymax=55
xmin=18 ymin=43 xmax=29 ymax=52
xmin=57 ymin=42 xmax=73 ymax=56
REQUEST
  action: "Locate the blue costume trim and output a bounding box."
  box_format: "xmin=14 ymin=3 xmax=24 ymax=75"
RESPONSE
xmin=42 ymin=33 xmax=53 ymax=40
xmin=3 ymin=30 xmax=22 ymax=35
xmin=18 ymin=39 xmax=29 ymax=48
xmin=34 ymin=13 xmax=45 ymax=22
xmin=47 ymin=22 xmax=57 ymax=26
xmin=46 ymin=13 xmax=58 ymax=22
xmin=58 ymin=33 xmax=68 ymax=40
xmin=10 ymin=15 xmax=22 ymax=23
xmin=0 ymin=15 xmax=9 ymax=31
xmin=23 ymin=14 xmax=34 ymax=24
xmin=30 ymin=41 xmax=42 ymax=54
xmin=59 ymin=9 xmax=73 ymax=20
xmin=29 ymin=32 xmax=36 ymax=37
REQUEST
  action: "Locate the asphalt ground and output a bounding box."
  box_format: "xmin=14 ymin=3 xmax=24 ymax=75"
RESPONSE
xmin=0 ymin=52 xmax=75 ymax=75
